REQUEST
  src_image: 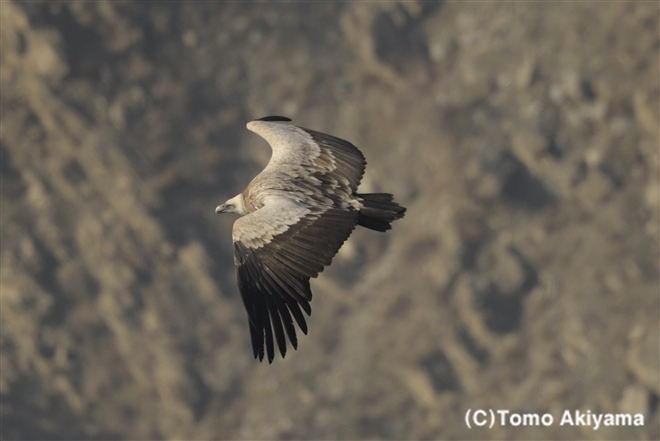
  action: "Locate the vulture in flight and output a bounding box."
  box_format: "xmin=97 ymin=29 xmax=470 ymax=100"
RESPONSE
xmin=216 ymin=116 xmax=406 ymax=363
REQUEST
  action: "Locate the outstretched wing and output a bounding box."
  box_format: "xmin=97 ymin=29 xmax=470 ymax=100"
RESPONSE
xmin=233 ymin=196 xmax=359 ymax=363
xmin=247 ymin=119 xmax=367 ymax=192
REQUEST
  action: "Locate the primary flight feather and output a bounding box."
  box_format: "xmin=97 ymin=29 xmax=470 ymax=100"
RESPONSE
xmin=216 ymin=116 xmax=406 ymax=363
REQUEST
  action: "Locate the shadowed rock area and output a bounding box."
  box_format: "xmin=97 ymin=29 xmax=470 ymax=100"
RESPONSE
xmin=1 ymin=2 xmax=658 ymax=439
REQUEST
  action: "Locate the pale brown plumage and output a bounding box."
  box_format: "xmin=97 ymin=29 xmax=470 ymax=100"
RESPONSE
xmin=216 ymin=116 xmax=406 ymax=363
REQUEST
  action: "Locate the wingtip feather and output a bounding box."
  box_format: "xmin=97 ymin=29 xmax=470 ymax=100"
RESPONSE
xmin=255 ymin=115 xmax=292 ymax=122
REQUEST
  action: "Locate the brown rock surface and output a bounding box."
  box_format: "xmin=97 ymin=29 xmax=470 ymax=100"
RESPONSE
xmin=2 ymin=2 xmax=658 ymax=439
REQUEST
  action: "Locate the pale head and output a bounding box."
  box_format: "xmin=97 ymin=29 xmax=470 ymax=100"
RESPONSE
xmin=216 ymin=194 xmax=248 ymax=215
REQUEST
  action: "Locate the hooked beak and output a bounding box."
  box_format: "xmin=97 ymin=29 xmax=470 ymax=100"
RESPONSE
xmin=215 ymin=204 xmax=225 ymax=214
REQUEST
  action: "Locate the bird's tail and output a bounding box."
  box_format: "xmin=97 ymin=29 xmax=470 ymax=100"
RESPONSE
xmin=356 ymin=193 xmax=406 ymax=232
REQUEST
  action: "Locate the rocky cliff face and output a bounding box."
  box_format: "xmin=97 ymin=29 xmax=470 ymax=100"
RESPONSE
xmin=2 ymin=2 xmax=658 ymax=439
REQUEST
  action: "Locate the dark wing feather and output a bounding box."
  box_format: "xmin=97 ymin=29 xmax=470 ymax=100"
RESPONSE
xmin=301 ymin=128 xmax=366 ymax=191
xmin=234 ymin=203 xmax=358 ymax=363
xmin=256 ymin=115 xmax=292 ymax=122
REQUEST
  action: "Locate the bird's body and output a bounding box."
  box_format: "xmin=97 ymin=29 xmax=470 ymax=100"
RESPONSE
xmin=217 ymin=116 xmax=406 ymax=362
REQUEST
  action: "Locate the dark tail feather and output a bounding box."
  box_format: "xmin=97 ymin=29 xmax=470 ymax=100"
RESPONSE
xmin=357 ymin=193 xmax=406 ymax=232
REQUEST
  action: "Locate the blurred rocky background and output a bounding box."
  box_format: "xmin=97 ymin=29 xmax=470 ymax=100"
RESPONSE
xmin=1 ymin=1 xmax=658 ymax=440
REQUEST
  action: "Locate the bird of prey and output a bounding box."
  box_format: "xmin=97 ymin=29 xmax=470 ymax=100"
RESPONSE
xmin=216 ymin=116 xmax=406 ymax=363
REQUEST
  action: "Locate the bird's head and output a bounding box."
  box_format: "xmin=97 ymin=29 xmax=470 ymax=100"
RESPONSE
xmin=216 ymin=194 xmax=248 ymax=215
